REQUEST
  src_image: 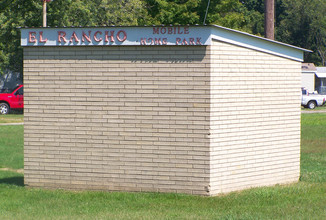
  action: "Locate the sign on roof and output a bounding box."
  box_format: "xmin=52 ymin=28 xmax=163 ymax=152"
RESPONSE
xmin=21 ymin=25 xmax=310 ymax=62
xmin=21 ymin=26 xmax=211 ymax=47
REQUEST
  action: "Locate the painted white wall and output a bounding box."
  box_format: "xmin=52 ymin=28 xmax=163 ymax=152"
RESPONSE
xmin=301 ymin=72 xmax=315 ymax=92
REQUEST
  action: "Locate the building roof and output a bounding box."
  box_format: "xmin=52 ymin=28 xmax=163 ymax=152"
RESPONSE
xmin=302 ymin=63 xmax=317 ymax=73
xmin=208 ymin=24 xmax=311 ymax=62
xmin=21 ymin=24 xmax=311 ymax=62
xmin=316 ymin=67 xmax=326 ymax=78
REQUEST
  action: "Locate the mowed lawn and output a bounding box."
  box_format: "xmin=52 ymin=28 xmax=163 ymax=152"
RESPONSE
xmin=0 ymin=114 xmax=325 ymax=219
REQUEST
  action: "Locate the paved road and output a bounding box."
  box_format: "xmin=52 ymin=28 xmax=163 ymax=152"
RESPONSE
xmin=0 ymin=167 xmax=24 ymax=174
xmin=301 ymin=109 xmax=326 ymax=114
xmin=0 ymin=122 xmax=24 ymax=126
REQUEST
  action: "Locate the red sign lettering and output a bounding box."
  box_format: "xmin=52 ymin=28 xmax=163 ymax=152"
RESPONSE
xmin=25 ymin=28 xmax=202 ymax=46
xmin=28 ymin=31 xmax=48 ymax=43
xmin=69 ymin=31 xmax=80 ymax=43
xmin=189 ymin=38 xmax=195 ymax=45
xmin=39 ymin=31 xmax=48 ymax=43
xmin=105 ymin=31 xmax=115 ymax=42
xmin=153 ymin=27 xmax=160 ymax=34
xmin=93 ymin=31 xmax=102 ymax=42
xmin=58 ymin=31 xmax=67 ymax=43
xmin=82 ymin=31 xmax=92 ymax=42
xmin=140 ymin=38 xmax=147 ymax=45
xmin=175 ymin=37 xmax=202 ymax=45
xmin=28 ymin=32 xmax=37 ymax=43
xmin=196 ymin=37 xmax=202 ymax=45
xmin=153 ymin=26 xmax=190 ymax=35
xmin=182 ymin=38 xmax=188 ymax=45
xmin=176 ymin=38 xmax=181 ymax=45
xmin=184 ymin=27 xmax=189 ymax=34
xmin=116 ymin=30 xmax=127 ymax=42
xmin=140 ymin=38 xmax=168 ymax=45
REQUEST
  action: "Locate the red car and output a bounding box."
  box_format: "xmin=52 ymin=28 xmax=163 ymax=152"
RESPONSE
xmin=0 ymin=85 xmax=24 ymax=115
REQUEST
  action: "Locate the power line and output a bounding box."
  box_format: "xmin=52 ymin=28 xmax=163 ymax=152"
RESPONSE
xmin=203 ymin=0 xmax=211 ymax=25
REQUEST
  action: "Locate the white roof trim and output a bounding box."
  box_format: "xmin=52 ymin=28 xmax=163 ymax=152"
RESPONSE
xmin=210 ymin=24 xmax=311 ymax=53
xmin=302 ymin=71 xmax=317 ymax=73
xmin=210 ymin=25 xmax=310 ymax=62
xmin=316 ymin=72 xmax=326 ymax=78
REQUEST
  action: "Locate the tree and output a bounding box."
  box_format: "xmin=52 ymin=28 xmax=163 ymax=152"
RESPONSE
xmin=47 ymin=0 xmax=99 ymax=27
xmin=315 ymin=30 xmax=326 ymax=66
xmin=239 ymin=0 xmax=264 ymax=35
xmin=144 ymin=0 xmax=201 ymax=25
xmin=144 ymin=0 xmax=254 ymax=31
xmin=0 ymin=0 xmax=41 ymax=75
xmin=99 ymin=0 xmax=148 ymax=26
xmin=0 ymin=0 xmax=149 ymax=76
xmin=309 ymin=0 xmax=326 ymax=66
xmin=276 ymin=0 xmax=326 ymax=65
xmin=47 ymin=0 xmax=148 ymax=27
xmin=2 ymin=0 xmax=326 ymax=76
xmin=203 ymin=0 xmax=247 ymax=30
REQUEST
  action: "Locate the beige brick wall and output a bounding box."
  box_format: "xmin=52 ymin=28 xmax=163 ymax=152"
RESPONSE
xmin=209 ymin=40 xmax=301 ymax=195
xmin=24 ymin=42 xmax=301 ymax=196
xmin=24 ymin=46 xmax=211 ymax=195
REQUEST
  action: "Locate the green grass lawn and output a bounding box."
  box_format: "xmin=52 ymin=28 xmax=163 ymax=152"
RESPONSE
xmin=0 ymin=125 xmax=24 ymax=169
xmin=300 ymin=114 xmax=326 ymax=183
xmin=0 ymin=114 xmax=325 ymax=219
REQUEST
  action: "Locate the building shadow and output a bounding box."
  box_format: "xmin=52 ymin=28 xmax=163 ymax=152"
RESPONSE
xmin=0 ymin=176 xmax=24 ymax=187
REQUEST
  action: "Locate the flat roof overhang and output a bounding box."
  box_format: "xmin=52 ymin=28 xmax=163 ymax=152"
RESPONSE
xmin=21 ymin=25 xmax=311 ymax=62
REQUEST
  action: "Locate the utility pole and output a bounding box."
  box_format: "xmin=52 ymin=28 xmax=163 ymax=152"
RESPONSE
xmin=265 ymin=0 xmax=274 ymax=40
xmin=42 ymin=0 xmax=52 ymax=27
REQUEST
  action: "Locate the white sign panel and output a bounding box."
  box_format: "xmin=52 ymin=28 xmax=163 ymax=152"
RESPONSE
xmin=21 ymin=26 xmax=211 ymax=46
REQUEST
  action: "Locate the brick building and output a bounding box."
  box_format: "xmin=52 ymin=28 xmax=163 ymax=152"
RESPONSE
xmin=21 ymin=25 xmax=309 ymax=196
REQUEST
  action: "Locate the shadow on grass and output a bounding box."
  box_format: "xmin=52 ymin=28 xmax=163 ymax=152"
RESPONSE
xmin=0 ymin=176 xmax=24 ymax=187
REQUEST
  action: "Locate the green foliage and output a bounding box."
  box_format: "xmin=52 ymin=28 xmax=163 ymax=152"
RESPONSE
xmin=0 ymin=0 xmax=149 ymax=75
xmin=99 ymin=0 xmax=148 ymax=26
xmin=0 ymin=0 xmax=42 ymax=74
xmin=241 ymin=0 xmax=264 ymax=13
xmin=276 ymin=0 xmax=326 ymax=65
xmin=144 ymin=0 xmax=256 ymax=29
xmin=46 ymin=0 xmax=148 ymax=27
xmin=310 ymin=1 xmax=326 ymax=66
xmin=1 ymin=0 xmax=326 ymax=74
xmin=277 ymin=0 xmax=311 ymax=51
xmin=204 ymin=0 xmax=246 ymax=29
xmin=239 ymin=0 xmax=265 ymax=35
xmin=145 ymin=0 xmax=201 ymax=25
xmin=47 ymin=0 xmax=97 ymax=27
